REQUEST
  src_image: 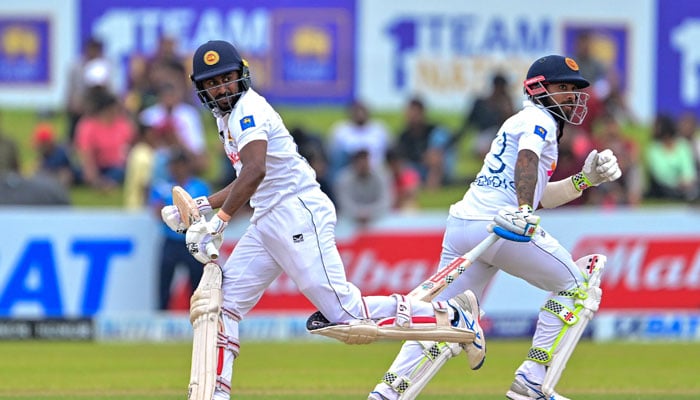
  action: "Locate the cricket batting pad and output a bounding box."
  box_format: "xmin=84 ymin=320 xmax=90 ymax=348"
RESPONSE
xmin=542 ymin=254 xmax=606 ymax=398
xmin=188 ymin=262 xmax=223 ymax=400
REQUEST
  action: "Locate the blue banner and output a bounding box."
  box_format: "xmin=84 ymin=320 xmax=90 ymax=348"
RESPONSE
xmin=656 ymin=0 xmax=700 ymax=117
xmin=0 ymin=17 xmax=50 ymax=84
xmin=80 ymin=0 xmax=356 ymax=105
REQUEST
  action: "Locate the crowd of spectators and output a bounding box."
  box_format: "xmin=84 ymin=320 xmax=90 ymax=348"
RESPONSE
xmin=2 ymin=34 xmax=700 ymax=217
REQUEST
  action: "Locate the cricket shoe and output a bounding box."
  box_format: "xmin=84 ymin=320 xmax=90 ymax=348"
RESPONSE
xmin=449 ymin=290 xmax=486 ymax=370
xmin=505 ymin=373 xmax=571 ymax=400
xmin=306 ymin=310 xmax=332 ymax=330
xmin=367 ymin=391 xmax=391 ymax=400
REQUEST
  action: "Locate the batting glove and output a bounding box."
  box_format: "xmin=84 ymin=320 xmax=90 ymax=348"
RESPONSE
xmin=573 ymin=149 xmax=623 ymax=191
xmin=160 ymin=196 xmax=212 ymax=233
xmin=185 ymin=215 xmax=227 ymax=264
xmin=493 ymin=204 xmax=540 ymax=242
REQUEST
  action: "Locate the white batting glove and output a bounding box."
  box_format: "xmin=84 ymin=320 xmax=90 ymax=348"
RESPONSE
xmin=573 ymin=149 xmax=623 ymax=191
xmin=493 ymin=204 xmax=540 ymax=241
xmin=160 ymin=196 xmax=212 ymax=233
xmin=185 ymin=215 xmax=227 ymax=264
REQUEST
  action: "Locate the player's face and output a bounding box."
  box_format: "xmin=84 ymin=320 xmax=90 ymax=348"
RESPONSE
xmin=201 ymin=70 xmax=242 ymax=111
xmin=544 ymin=82 xmax=580 ymax=118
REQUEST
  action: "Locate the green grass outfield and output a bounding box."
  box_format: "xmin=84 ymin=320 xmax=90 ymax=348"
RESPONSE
xmin=1 ymin=339 xmax=697 ymax=399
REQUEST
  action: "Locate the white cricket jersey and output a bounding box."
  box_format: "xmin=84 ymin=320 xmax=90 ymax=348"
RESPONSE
xmin=450 ymin=100 xmax=559 ymax=219
xmin=216 ymin=89 xmax=320 ymax=222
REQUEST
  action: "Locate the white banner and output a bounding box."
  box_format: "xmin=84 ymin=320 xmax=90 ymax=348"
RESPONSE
xmin=0 ymin=208 xmax=160 ymax=317
xmin=357 ymin=0 xmax=655 ymax=121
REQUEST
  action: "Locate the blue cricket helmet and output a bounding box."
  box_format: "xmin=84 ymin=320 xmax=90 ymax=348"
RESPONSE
xmin=190 ymin=40 xmax=251 ymax=113
xmin=523 ymin=55 xmax=591 ymax=126
xmin=191 ymin=40 xmax=249 ymax=86
xmin=524 ymin=55 xmax=590 ymax=93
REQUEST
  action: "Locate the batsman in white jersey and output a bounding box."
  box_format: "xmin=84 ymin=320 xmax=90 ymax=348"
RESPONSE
xmin=368 ymin=55 xmax=622 ymax=400
xmin=159 ymin=40 xmax=484 ymax=400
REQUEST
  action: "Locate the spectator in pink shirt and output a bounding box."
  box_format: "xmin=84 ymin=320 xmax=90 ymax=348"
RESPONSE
xmin=74 ymin=89 xmax=136 ymax=191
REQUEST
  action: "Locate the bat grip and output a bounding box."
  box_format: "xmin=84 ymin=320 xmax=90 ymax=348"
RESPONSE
xmin=205 ymin=242 xmax=219 ymax=260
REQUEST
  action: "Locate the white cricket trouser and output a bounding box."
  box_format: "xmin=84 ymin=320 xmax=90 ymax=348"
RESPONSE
xmin=215 ymin=189 xmax=436 ymax=400
xmin=373 ymin=215 xmax=585 ymax=399
xmin=222 ymin=188 xmax=433 ymax=320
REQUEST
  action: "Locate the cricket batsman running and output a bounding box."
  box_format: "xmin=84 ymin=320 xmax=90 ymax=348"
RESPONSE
xmin=368 ymin=55 xmax=622 ymax=400
xmin=159 ymin=40 xmax=484 ymax=400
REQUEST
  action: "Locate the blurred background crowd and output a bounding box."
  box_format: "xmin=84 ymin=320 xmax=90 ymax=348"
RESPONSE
xmin=2 ymin=34 xmax=698 ymax=216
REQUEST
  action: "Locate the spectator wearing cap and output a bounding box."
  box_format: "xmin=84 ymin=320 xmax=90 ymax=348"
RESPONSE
xmin=33 ymin=122 xmax=80 ymax=187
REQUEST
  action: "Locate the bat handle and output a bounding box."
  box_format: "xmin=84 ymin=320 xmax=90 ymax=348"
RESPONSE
xmin=205 ymin=242 xmax=219 ymax=260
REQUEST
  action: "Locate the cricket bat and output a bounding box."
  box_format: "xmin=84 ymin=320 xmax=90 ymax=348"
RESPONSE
xmin=407 ymin=233 xmax=499 ymax=301
xmin=172 ymin=185 xmax=219 ymax=260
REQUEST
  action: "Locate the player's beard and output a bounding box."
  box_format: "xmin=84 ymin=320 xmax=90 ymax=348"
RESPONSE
xmin=214 ymin=92 xmax=241 ymax=113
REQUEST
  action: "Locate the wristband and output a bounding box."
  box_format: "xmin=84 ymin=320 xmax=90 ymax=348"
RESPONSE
xmin=208 ymin=214 xmax=229 ymax=235
xmin=571 ymin=172 xmax=592 ymax=192
xmin=216 ymin=209 xmax=232 ymax=223
xmin=194 ymin=196 xmax=212 ymax=213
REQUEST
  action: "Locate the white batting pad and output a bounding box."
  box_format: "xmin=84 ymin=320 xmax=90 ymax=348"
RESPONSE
xmin=188 ymin=263 xmax=223 ymax=400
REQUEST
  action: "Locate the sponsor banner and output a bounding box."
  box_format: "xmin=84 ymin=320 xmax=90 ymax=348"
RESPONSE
xmin=0 ymin=17 xmax=50 ymax=84
xmin=0 ymin=1 xmax=77 ymax=108
xmin=0 ymin=209 xmax=160 ymax=318
xmin=242 ymin=208 xmax=700 ymax=315
xmin=573 ymin=235 xmax=700 ymax=310
xmin=0 ymin=318 xmax=93 ymax=340
xmin=2 ymin=207 xmax=700 ymax=320
xmin=95 ymin=313 xmax=193 ymax=342
xmin=482 ymin=313 xmax=592 ymax=340
xmin=357 ymin=0 xmax=654 ymax=120
xmin=481 ymin=314 xmax=538 ymax=339
xmin=656 ymin=0 xmax=700 ymax=117
xmin=595 ymin=312 xmax=700 ymax=341
xmin=80 ymin=0 xmax=355 ymax=104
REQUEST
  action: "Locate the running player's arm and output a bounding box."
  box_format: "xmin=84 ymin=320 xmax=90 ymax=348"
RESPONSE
xmin=209 ymin=140 xmax=267 ymax=221
xmin=514 ymin=149 xmax=539 ymax=207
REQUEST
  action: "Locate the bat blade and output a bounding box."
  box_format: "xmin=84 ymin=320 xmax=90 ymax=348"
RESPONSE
xmin=407 ymin=256 xmax=471 ymax=301
xmin=172 ymin=185 xmax=202 ymax=228
xmin=407 ymin=233 xmax=499 ymax=301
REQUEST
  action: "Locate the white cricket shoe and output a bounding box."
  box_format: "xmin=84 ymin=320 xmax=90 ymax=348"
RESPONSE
xmin=448 ymin=290 xmax=486 ymax=370
xmin=505 ymin=373 xmax=571 ymax=400
xmin=367 ymin=391 xmax=391 ymax=400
